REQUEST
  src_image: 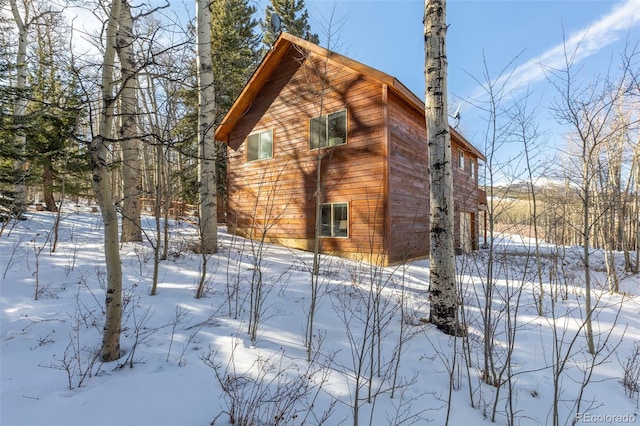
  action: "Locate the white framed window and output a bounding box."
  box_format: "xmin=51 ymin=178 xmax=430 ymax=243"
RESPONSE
xmin=247 ymin=129 xmax=273 ymax=162
xmin=470 ymin=160 xmax=475 ymax=179
xmin=310 ymin=110 xmax=347 ymax=149
xmin=320 ymin=202 xmax=348 ymax=238
xmin=458 ymin=150 xmax=465 ymax=169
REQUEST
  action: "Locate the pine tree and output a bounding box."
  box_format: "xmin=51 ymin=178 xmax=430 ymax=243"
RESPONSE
xmin=210 ymin=0 xmax=260 ymax=117
xmin=26 ymin=8 xmax=81 ymax=212
xmin=262 ymin=0 xmax=319 ymax=47
xmin=210 ymin=0 xmax=260 ymax=204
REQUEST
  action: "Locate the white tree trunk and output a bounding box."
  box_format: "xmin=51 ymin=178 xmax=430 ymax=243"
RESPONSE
xmin=635 ymin=145 xmax=640 ymax=273
xmin=424 ymin=0 xmax=460 ymax=335
xmin=92 ymin=0 xmax=123 ymax=362
xmin=196 ymin=0 xmax=217 ymax=254
xmin=117 ymin=0 xmax=142 ymax=242
xmin=9 ymin=0 xmax=29 ymax=216
xmin=636 ymin=189 xmax=640 ymax=273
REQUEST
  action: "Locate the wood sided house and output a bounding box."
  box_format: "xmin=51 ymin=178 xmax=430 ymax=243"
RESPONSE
xmin=215 ymin=32 xmax=486 ymax=265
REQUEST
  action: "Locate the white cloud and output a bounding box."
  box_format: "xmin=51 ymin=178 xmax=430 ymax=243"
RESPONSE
xmin=469 ymin=0 xmax=640 ymax=102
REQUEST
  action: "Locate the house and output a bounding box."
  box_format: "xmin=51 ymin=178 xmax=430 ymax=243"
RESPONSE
xmin=215 ymin=32 xmax=486 ymax=265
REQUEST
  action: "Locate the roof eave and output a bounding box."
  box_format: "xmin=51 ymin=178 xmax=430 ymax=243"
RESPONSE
xmin=214 ymin=34 xmax=293 ymax=145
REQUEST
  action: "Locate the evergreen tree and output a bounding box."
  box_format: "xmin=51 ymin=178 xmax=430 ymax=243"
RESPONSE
xmin=0 ymin=7 xmax=23 ymax=220
xmin=262 ymin=0 xmax=319 ymax=47
xmin=210 ymin=0 xmax=260 ymax=204
xmin=210 ymin=0 xmax=260 ymax=117
xmin=25 ymin=8 xmax=82 ymax=212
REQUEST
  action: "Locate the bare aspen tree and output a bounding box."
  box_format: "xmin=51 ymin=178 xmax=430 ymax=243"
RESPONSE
xmin=90 ymin=0 xmax=123 ymax=362
xmin=547 ymin=38 xmax=637 ymax=355
xmin=607 ymin=110 xmax=636 ymax=275
xmin=594 ymin=110 xmax=634 ymax=293
xmin=9 ymin=0 xmax=29 ymax=217
xmin=196 ymin=0 xmax=217 ymax=254
xmin=308 ymin=48 xmax=330 ymax=362
xmin=634 ymin=143 xmax=640 ymax=273
xmin=511 ymin=94 xmax=546 ymax=315
xmin=424 ymin=0 xmax=461 ymax=335
xmin=116 ymin=0 xmax=142 ymax=243
xmin=139 ymin=73 xmax=169 ymax=296
xmin=627 ymin=48 xmax=640 ymax=274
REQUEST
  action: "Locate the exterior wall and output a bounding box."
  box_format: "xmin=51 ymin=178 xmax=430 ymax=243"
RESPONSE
xmin=226 ymin=47 xmax=387 ymax=260
xmin=452 ymin=140 xmax=481 ymax=251
xmin=224 ymin=43 xmax=484 ymax=264
xmin=386 ymin=92 xmax=483 ymax=262
xmin=387 ymin=90 xmax=430 ymax=264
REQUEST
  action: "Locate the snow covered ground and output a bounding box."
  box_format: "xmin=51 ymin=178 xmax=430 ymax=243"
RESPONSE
xmin=1 ymin=207 xmax=639 ymax=425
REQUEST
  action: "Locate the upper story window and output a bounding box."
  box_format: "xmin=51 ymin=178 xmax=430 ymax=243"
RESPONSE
xmin=470 ymin=160 xmax=476 ymax=179
xmin=247 ymin=129 xmax=273 ymax=162
xmin=458 ymin=150 xmax=465 ymax=169
xmin=310 ymin=110 xmax=347 ymax=149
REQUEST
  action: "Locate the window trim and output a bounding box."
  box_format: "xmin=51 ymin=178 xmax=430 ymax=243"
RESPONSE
xmin=458 ymin=150 xmax=465 ymax=169
xmin=320 ymin=202 xmax=349 ymax=238
xmin=246 ymin=129 xmax=273 ymax=162
xmin=309 ymin=109 xmax=347 ymax=150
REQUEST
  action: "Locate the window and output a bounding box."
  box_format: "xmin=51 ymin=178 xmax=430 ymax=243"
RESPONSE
xmin=470 ymin=160 xmax=475 ymax=179
xmin=247 ymin=130 xmax=273 ymax=162
xmin=310 ymin=110 xmax=347 ymax=149
xmin=458 ymin=150 xmax=465 ymax=169
xmin=321 ymin=202 xmax=348 ymax=238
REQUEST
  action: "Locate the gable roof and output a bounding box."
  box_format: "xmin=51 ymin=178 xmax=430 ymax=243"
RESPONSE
xmin=215 ymin=32 xmax=485 ymax=161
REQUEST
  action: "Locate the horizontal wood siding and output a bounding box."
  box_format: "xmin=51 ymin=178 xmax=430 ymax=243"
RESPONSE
xmin=227 ymin=51 xmax=386 ymax=259
xmin=387 ymin=91 xmax=430 ymax=263
xmin=452 ymin=140 xmax=481 ymax=249
xmin=386 ymin=94 xmax=485 ymax=262
xmin=225 ymin=43 xmax=484 ymax=264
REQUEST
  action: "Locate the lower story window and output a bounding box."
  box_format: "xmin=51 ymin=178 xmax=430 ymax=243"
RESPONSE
xmin=321 ymin=202 xmax=348 ymax=237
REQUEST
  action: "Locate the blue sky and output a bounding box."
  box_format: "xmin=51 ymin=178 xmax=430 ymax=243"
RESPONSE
xmin=255 ymin=0 xmax=640 ymax=176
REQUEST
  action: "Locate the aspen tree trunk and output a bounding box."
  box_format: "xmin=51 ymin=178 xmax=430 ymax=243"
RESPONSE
xmin=424 ymin=0 xmax=461 ymax=335
xmin=635 ymin=146 xmax=640 ymax=273
xmin=9 ymin=0 xmax=28 ymax=217
xmin=117 ymin=0 xmax=142 ymax=242
xmin=92 ymin=0 xmax=123 ymax=362
xmin=581 ymin=147 xmax=595 ymax=355
xmin=612 ymin=127 xmax=634 ymax=271
xmin=142 ymin=143 xmax=153 ymax=198
xmin=196 ymin=0 xmax=217 ymax=254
